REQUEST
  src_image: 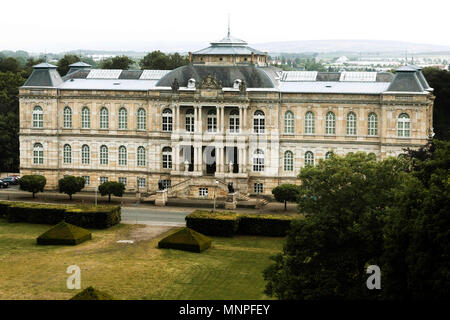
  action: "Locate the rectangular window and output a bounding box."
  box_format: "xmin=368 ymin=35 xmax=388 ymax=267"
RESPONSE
xmin=199 ymin=187 xmax=208 ymax=197
xmin=82 ymin=176 xmax=90 ymax=185
xmin=161 ymin=179 xmax=171 ymax=189
xmin=254 ymin=183 xmax=263 ymax=194
xmin=100 ymin=176 xmax=108 ymax=184
xmin=118 ymin=177 xmax=127 ymax=186
xmin=137 ymin=177 xmax=146 ymax=188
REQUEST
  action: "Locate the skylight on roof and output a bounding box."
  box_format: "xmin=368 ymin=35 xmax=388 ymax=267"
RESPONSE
xmin=87 ymin=69 xmax=122 ymax=79
xmin=140 ymin=70 xmax=171 ymax=80
xmin=281 ymin=71 xmax=318 ymax=81
xmin=339 ymin=72 xmax=377 ymax=82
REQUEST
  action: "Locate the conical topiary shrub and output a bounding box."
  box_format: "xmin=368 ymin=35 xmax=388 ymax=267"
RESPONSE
xmin=70 ymin=286 xmax=115 ymax=300
xmin=158 ymin=227 xmax=212 ymax=253
xmin=37 ymin=221 xmax=92 ymax=245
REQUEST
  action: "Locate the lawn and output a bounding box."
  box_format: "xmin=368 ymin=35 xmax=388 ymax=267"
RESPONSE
xmin=0 ymin=219 xmax=284 ymax=300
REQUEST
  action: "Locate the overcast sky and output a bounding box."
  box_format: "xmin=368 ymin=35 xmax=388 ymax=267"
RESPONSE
xmin=2 ymin=0 xmax=449 ymax=52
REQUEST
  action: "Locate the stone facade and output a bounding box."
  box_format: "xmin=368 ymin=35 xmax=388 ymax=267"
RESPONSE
xmin=19 ymin=38 xmax=434 ymax=199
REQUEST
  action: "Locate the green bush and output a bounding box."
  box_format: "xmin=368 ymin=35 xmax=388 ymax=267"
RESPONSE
xmin=0 ymin=201 xmax=13 ymax=218
xmin=65 ymin=205 xmax=121 ymax=229
xmin=70 ymin=286 xmax=115 ymax=300
xmin=185 ymin=211 xmax=240 ymax=237
xmin=158 ymin=227 xmax=212 ymax=253
xmin=186 ymin=210 xmax=302 ymax=237
xmin=3 ymin=201 xmax=120 ymax=229
xmin=18 ymin=175 xmax=46 ymax=198
xmin=37 ymin=221 xmax=92 ymax=245
xmin=237 ymin=214 xmax=301 ymax=236
xmin=7 ymin=202 xmax=67 ymax=224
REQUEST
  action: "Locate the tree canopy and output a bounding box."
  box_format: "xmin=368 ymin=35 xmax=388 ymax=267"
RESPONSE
xmin=139 ymin=51 xmax=188 ymax=70
xmin=98 ymin=181 xmax=125 ymax=202
xmin=272 ymin=184 xmax=300 ymax=211
xmin=100 ymin=55 xmax=135 ymax=69
xmin=19 ymin=175 xmax=47 ymax=198
xmin=58 ymin=176 xmax=86 ymax=200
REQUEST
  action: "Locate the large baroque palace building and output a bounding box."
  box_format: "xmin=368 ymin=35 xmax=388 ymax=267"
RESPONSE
xmin=19 ymin=32 xmax=435 ymax=198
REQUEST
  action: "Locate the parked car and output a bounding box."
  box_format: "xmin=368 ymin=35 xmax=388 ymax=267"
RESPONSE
xmin=0 ymin=179 xmax=8 ymax=188
xmin=1 ymin=177 xmax=18 ymax=185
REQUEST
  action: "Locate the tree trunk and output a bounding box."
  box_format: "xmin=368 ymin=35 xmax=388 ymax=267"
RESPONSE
xmin=69 ymin=194 xmax=72 ymax=200
xmin=32 ymin=192 xmax=35 ymax=198
xmin=284 ymin=201 xmax=287 ymax=211
xmin=108 ymin=194 xmax=111 ymax=202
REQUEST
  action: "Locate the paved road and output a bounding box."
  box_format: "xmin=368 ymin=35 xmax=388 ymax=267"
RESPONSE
xmin=121 ymin=207 xmax=188 ymax=226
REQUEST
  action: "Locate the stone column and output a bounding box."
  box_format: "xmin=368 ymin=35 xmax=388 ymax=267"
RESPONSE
xmin=221 ymin=105 xmax=225 ymax=133
xmin=198 ymin=106 xmax=203 ymax=133
xmin=238 ymin=148 xmax=243 ymax=173
xmin=194 ymin=106 xmax=198 ymax=132
xmin=243 ymin=147 xmax=247 ymax=173
xmin=239 ymin=107 xmax=243 ymax=133
xmin=243 ymin=106 xmax=248 ymax=133
xmin=216 ymin=106 xmax=220 ymax=133
xmin=176 ymin=105 xmax=180 ymax=132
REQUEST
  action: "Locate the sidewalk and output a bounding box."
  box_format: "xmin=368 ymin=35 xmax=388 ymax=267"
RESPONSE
xmin=0 ymin=187 xmax=300 ymax=215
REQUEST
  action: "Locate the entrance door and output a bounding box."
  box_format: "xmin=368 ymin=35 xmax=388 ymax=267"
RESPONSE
xmin=204 ymin=146 xmax=216 ymax=175
xmin=226 ymin=147 xmax=239 ymax=173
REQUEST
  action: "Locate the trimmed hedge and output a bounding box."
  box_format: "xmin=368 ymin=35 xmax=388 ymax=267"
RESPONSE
xmin=185 ymin=211 xmax=240 ymax=237
xmin=37 ymin=221 xmax=92 ymax=245
xmin=237 ymin=214 xmax=297 ymax=237
xmin=65 ymin=205 xmax=121 ymax=229
xmin=0 ymin=201 xmax=120 ymax=229
xmin=185 ymin=210 xmax=302 ymax=237
xmin=70 ymin=286 xmax=115 ymax=300
xmin=158 ymin=227 xmax=212 ymax=253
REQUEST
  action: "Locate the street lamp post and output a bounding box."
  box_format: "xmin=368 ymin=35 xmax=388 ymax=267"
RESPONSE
xmin=95 ymin=177 xmax=100 ymax=206
xmin=213 ymin=180 xmax=218 ymax=212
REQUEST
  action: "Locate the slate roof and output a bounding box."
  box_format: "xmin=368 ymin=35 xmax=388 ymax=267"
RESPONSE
xmin=23 ymin=62 xmax=63 ymax=87
xmin=386 ymin=64 xmax=432 ymax=92
xmin=156 ymin=64 xmax=276 ymax=88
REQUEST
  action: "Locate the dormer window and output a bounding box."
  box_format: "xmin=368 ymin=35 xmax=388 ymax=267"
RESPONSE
xmin=188 ymin=78 xmax=196 ymax=89
xmin=233 ymin=79 xmax=242 ymax=89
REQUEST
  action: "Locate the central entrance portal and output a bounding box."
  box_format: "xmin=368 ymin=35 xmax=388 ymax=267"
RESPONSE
xmin=203 ymin=146 xmax=216 ymax=175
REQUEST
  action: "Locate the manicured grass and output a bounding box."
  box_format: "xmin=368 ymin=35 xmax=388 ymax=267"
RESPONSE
xmin=0 ymin=219 xmax=284 ymax=300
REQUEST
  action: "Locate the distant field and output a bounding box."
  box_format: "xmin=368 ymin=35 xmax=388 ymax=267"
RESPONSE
xmin=0 ymin=220 xmax=284 ymax=300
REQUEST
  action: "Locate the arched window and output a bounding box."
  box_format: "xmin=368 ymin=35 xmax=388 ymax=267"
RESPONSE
xmin=346 ymin=111 xmax=356 ymax=136
xmin=33 ymin=106 xmax=43 ymax=128
xmin=325 ymin=151 xmax=333 ymax=159
xmin=305 ymin=111 xmax=315 ymax=134
xmin=253 ymin=149 xmax=265 ymax=172
xmin=398 ymin=113 xmax=410 ymax=137
xmin=253 ymin=110 xmax=265 ymax=134
xmin=33 ymin=143 xmax=43 ymax=164
xmin=305 ymin=151 xmax=314 ymax=166
xmin=118 ymin=107 xmax=127 ymax=129
xmin=325 ymin=111 xmax=336 ymax=135
xmin=118 ymin=146 xmax=127 ymax=165
xmin=100 ymin=107 xmax=109 ymax=129
xmin=63 ymin=144 xmax=72 ymax=164
xmin=284 ymin=111 xmax=294 ymax=134
xmin=100 ymin=145 xmax=108 ymax=165
xmin=162 ymin=147 xmax=172 ymax=169
xmin=207 ymin=109 xmax=217 ymax=132
xmin=284 ymin=150 xmax=294 ymax=171
xmin=229 ymin=109 xmax=240 ymax=133
xmin=81 ymin=107 xmax=90 ymax=129
xmin=81 ymin=145 xmax=90 ymax=164
xmin=137 ymin=146 xmax=146 ymax=166
xmin=368 ymin=112 xmax=378 ymax=136
xmin=162 ymin=108 xmax=173 ymax=132
xmin=137 ymin=108 xmax=146 ymax=130
xmin=185 ymin=109 xmax=194 ymax=132
xmin=63 ymin=107 xmax=72 ymax=128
